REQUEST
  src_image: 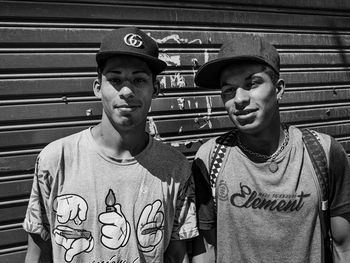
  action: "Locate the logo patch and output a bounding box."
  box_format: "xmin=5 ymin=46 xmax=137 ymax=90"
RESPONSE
xmin=217 ymin=180 xmax=229 ymax=201
xmin=124 ymin=33 xmax=143 ymax=48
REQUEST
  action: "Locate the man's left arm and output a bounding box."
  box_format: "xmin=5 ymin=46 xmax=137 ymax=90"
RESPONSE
xmin=164 ymin=240 xmax=189 ymax=263
xmin=331 ymin=213 xmax=350 ymax=262
xmin=328 ymin=136 xmax=350 ymax=263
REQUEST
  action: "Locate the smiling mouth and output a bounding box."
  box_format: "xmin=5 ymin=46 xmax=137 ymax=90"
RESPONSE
xmin=234 ymin=109 xmax=257 ymax=116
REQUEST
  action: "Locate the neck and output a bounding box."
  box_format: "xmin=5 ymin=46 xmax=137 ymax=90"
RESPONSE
xmin=91 ymin=119 xmax=149 ymax=159
xmin=238 ymin=122 xmax=285 ymax=156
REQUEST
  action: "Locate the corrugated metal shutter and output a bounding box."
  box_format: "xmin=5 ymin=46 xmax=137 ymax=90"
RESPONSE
xmin=0 ymin=0 xmax=349 ymax=261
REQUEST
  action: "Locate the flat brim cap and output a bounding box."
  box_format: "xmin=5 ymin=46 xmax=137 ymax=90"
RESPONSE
xmin=195 ymin=35 xmax=280 ymax=89
xmin=96 ymin=27 xmax=167 ymax=75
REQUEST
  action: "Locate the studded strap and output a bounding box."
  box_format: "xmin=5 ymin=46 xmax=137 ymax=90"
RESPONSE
xmin=209 ymin=130 xmax=236 ymax=208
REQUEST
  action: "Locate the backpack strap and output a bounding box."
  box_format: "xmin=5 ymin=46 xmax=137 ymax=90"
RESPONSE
xmin=301 ymin=128 xmax=333 ymax=263
xmin=301 ymin=128 xmax=329 ymax=210
xmin=209 ymin=130 xmax=236 ymax=208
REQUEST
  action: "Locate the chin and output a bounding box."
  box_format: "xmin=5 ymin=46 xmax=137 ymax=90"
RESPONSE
xmin=118 ymin=119 xmax=147 ymax=132
xmin=233 ymin=120 xmax=261 ymax=134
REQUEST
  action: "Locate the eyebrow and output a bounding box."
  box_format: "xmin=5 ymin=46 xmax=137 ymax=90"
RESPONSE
xmin=107 ymin=70 xmax=150 ymax=75
xmin=245 ymin=72 xmax=264 ymax=81
xmin=221 ymin=82 xmax=233 ymax=87
xmin=221 ymin=76 xmax=261 ymax=86
xmin=245 ymin=73 xmax=255 ymax=81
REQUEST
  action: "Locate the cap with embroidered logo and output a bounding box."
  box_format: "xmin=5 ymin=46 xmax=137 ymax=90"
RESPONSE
xmin=96 ymin=27 xmax=167 ymax=75
xmin=195 ymin=34 xmax=280 ymax=89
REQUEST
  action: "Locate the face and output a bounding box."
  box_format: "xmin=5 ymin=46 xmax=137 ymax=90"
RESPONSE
xmin=94 ymin=55 xmax=158 ymax=132
xmin=220 ymin=62 xmax=284 ymax=135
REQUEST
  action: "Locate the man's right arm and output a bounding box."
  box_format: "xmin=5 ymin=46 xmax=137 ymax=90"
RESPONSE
xmin=191 ymin=229 xmax=216 ymax=263
xmin=191 ymin=144 xmax=217 ymax=263
xmin=25 ymin=233 xmax=53 ymax=263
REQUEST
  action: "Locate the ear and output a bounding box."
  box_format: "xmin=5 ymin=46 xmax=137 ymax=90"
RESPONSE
xmin=93 ymin=79 xmax=102 ymax=99
xmin=152 ymin=79 xmax=160 ymax=99
xmin=276 ymin=78 xmax=285 ymax=101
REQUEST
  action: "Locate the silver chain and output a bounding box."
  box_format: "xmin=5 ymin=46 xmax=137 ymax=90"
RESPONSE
xmin=237 ymin=125 xmax=289 ymax=161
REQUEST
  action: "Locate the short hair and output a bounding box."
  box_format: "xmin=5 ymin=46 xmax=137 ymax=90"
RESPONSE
xmin=261 ymin=65 xmax=279 ymax=85
xmin=96 ymin=61 xmax=156 ymax=83
xmin=97 ymin=65 xmax=103 ymax=82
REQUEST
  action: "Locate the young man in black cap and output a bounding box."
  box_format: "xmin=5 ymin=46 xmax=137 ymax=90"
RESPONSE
xmin=23 ymin=27 xmax=198 ymax=263
xmin=191 ymin=35 xmax=350 ymax=263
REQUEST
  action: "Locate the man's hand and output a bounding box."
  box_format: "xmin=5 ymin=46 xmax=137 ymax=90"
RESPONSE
xmin=98 ymin=204 xmax=130 ymax=249
xmin=53 ymin=194 xmax=88 ymax=225
xmin=53 ymin=225 xmax=93 ymax=262
xmin=137 ymin=200 xmax=164 ymax=252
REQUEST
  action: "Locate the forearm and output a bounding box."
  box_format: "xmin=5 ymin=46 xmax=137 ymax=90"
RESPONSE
xmin=191 ymin=229 xmax=216 ymax=263
xmin=25 ymin=249 xmax=40 ymax=263
xmin=25 ymin=233 xmax=53 ymax=263
xmin=331 ymin=214 xmax=350 ymax=263
xmin=191 ymin=246 xmax=215 ymax=263
xmin=333 ymin=245 xmax=350 ymax=263
xmin=164 ymin=252 xmax=189 ymax=263
xmin=164 ymin=239 xmax=189 ymax=263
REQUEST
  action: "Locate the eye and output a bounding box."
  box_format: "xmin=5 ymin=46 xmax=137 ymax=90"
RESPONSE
xmin=250 ymin=81 xmax=258 ymax=87
xmin=134 ymin=78 xmax=147 ymax=84
xmin=246 ymin=82 xmax=254 ymax=89
xmin=108 ymin=78 xmax=122 ymax=85
xmin=222 ymin=86 xmax=236 ymax=95
xmin=249 ymin=78 xmax=263 ymax=88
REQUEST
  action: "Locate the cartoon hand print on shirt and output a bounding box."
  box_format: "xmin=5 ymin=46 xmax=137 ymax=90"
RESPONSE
xmin=53 ymin=225 xmax=94 ymax=262
xmin=137 ymin=200 xmax=164 ymax=252
xmin=53 ymin=194 xmax=88 ymax=225
xmin=98 ymin=189 xmax=131 ymax=249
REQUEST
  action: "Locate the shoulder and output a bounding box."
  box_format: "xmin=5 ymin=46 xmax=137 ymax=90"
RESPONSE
xmin=149 ymin=138 xmax=190 ymax=171
xmin=328 ymin=136 xmax=348 ymax=165
xmin=196 ymin=130 xmax=236 ymax=162
xmin=294 ymin=126 xmax=348 ymax=170
xmin=290 ymin=126 xmax=332 ymax=150
xmin=148 ymin=138 xmax=192 ymax=182
xmin=37 ymin=129 xmax=87 ymax=168
xmin=196 ymin=137 xmax=217 ymax=158
xmin=152 ymin=138 xmax=188 ymax=162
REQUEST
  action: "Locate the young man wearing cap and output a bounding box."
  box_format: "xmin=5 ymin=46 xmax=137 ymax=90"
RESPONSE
xmin=191 ymin=35 xmax=350 ymax=263
xmin=23 ymin=27 xmax=198 ymax=263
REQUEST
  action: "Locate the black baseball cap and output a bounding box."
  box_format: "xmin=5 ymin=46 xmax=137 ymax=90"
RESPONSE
xmin=195 ymin=35 xmax=280 ymax=89
xmin=96 ymin=27 xmax=167 ymax=75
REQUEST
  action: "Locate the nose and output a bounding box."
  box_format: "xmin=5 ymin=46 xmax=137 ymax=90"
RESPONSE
xmin=234 ymin=87 xmax=250 ymax=109
xmin=119 ymin=83 xmax=135 ymax=100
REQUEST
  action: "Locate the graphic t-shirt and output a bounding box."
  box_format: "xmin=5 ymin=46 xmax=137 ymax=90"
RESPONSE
xmin=193 ymin=126 xmax=350 ymax=263
xmin=23 ymin=128 xmax=198 ymax=263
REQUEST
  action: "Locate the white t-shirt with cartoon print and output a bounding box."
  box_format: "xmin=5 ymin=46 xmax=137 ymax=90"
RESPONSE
xmin=23 ymin=128 xmax=198 ymax=263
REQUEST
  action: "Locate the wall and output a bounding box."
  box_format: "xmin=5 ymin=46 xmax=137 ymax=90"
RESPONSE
xmin=0 ymin=0 xmax=349 ymax=262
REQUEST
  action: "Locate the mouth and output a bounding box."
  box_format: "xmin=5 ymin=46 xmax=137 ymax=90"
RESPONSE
xmin=114 ymin=104 xmax=140 ymax=112
xmin=234 ymin=109 xmax=257 ymax=117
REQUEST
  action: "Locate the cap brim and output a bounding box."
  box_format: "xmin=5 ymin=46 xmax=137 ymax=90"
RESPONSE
xmin=96 ymin=51 xmax=167 ymax=75
xmin=195 ymin=56 xmax=274 ymax=89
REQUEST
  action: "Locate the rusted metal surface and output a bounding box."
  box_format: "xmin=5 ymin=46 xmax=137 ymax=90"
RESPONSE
xmin=1 ymin=1 xmax=350 ymax=29
xmin=0 ymin=0 xmax=349 ymax=261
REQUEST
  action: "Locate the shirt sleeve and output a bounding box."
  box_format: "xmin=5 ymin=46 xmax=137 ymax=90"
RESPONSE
xmin=329 ymin=137 xmax=350 ymax=217
xmin=171 ymin=172 xmax=199 ymax=240
xmin=192 ymin=158 xmax=216 ymax=231
xmin=22 ymin=156 xmax=51 ymax=241
xmin=192 ymin=140 xmax=217 ymax=231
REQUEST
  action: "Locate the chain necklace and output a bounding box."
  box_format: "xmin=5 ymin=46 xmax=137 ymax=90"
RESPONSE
xmin=237 ymin=125 xmax=289 ymax=173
